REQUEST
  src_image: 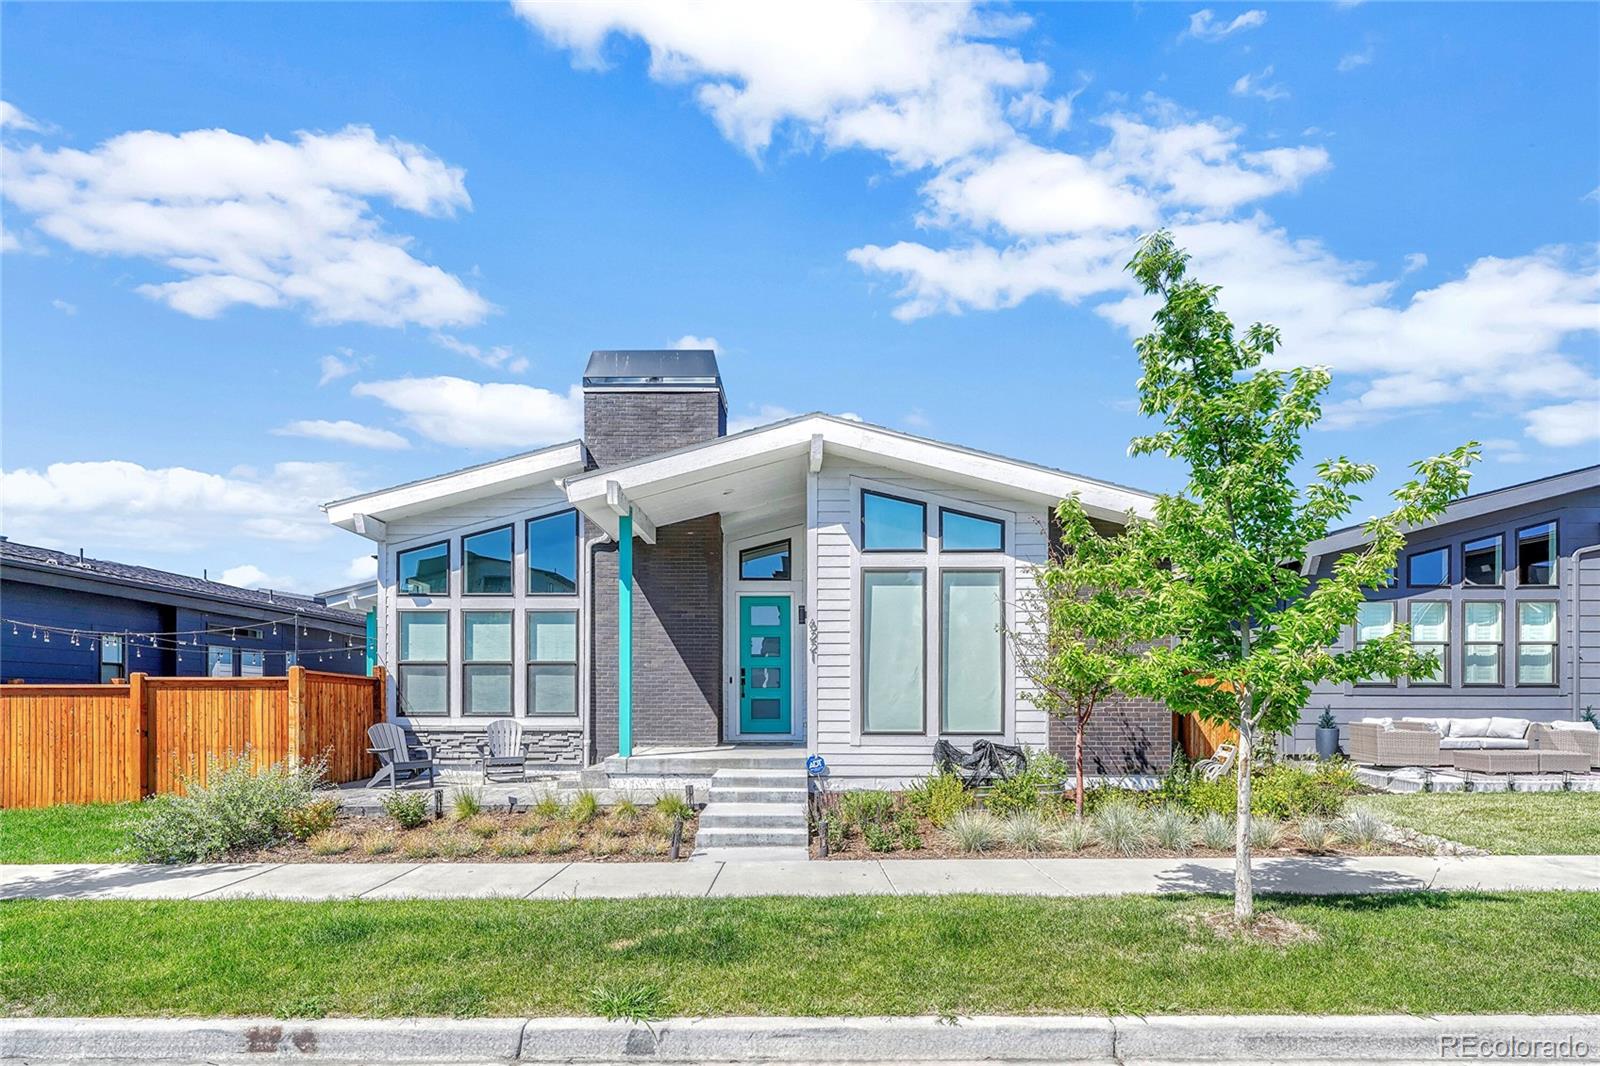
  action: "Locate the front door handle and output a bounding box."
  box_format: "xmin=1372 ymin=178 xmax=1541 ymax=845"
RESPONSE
xmin=740 ymin=667 xmax=746 ymax=698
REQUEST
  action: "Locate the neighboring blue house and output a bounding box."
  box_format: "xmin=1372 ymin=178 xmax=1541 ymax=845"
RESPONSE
xmin=0 ymin=539 xmax=368 ymax=683
xmin=1292 ymin=464 xmax=1600 ymax=752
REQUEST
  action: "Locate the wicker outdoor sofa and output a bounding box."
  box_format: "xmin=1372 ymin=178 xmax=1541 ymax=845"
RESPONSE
xmin=1347 ymin=717 xmax=1598 ymax=773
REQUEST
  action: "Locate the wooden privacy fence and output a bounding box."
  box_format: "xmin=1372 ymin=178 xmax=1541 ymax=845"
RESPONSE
xmin=1177 ymin=712 xmax=1238 ymax=761
xmin=1 ymin=666 xmax=385 ymax=808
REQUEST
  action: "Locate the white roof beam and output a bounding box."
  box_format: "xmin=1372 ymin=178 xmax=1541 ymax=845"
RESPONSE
xmin=606 ymin=480 xmax=657 ymax=545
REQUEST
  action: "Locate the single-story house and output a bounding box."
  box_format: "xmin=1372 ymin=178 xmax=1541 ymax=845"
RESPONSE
xmin=0 ymin=539 xmax=368 ymax=683
xmin=324 ymin=349 xmax=1167 ymax=786
xmin=1293 ymin=463 xmax=1600 ymax=753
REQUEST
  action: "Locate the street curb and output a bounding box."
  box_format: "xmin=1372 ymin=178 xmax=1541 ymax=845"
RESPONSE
xmin=4 ymin=1014 xmax=1598 ymax=1062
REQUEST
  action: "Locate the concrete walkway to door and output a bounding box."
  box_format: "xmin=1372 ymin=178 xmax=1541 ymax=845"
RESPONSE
xmin=3 ymin=853 xmax=1596 ymax=901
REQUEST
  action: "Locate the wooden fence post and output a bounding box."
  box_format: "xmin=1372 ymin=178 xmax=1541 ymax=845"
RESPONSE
xmin=130 ymin=672 xmax=152 ymax=798
xmin=368 ymin=665 xmax=386 ymax=776
xmin=287 ymin=665 xmax=307 ymax=766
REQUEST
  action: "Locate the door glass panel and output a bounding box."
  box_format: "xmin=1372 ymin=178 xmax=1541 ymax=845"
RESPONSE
xmin=749 ymin=637 xmax=780 ymax=657
xmin=751 ymin=667 xmax=782 ymax=688
xmin=750 ymin=698 xmax=782 ymax=720
xmin=863 ymin=570 xmax=925 ymax=732
xmin=749 ymin=604 xmax=781 ymax=627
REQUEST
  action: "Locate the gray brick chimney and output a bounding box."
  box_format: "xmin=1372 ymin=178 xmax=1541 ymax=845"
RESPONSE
xmin=581 ymin=349 xmax=726 ymax=467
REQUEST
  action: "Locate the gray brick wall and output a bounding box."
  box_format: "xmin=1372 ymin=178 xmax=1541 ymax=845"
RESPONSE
xmin=590 ymin=515 xmax=723 ymax=760
xmin=583 ymin=390 xmax=726 ymax=467
xmin=1047 ymin=693 xmax=1175 ymax=775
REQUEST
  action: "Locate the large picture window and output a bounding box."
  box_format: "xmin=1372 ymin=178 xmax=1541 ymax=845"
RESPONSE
xmin=397 ymin=541 xmax=449 ymax=596
xmin=463 ymin=526 xmax=514 ymax=596
xmin=1517 ymin=601 xmax=1558 ymax=685
xmin=1353 ymin=601 xmax=1396 ymax=685
xmin=1462 ymin=534 xmax=1503 ymax=587
xmin=527 ymin=510 xmax=579 ymax=595
xmin=1462 ymin=602 xmax=1504 ymax=686
xmin=462 ymin=611 xmax=513 ymax=715
xmin=861 ymin=569 xmax=925 ymax=733
xmin=1517 ymin=522 xmax=1557 ymax=586
xmin=1408 ymin=601 xmax=1449 ymax=686
xmin=398 ymin=611 xmax=449 ymax=715
xmin=1407 ymin=547 xmax=1448 ymax=587
xmin=941 ymin=571 xmax=1002 ymax=733
xmin=862 ymin=491 xmax=926 ymax=552
xmin=527 ymin=611 xmax=578 ymax=716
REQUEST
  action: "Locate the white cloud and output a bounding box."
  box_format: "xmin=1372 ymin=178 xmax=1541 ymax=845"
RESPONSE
xmin=218 ymin=563 xmax=298 ymax=590
xmin=1479 ymin=437 xmax=1528 ymax=464
xmin=1231 ymin=66 xmax=1288 ymax=102
xmin=1183 ymin=9 xmax=1267 ymax=42
xmin=902 ymin=408 xmax=932 ymax=431
xmin=352 ymin=375 xmax=583 ymax=449
xmin=272 ymin=419 xmax=410 ymax=450
xmin=516 ymin=1 xmax=1050 ymax=168
xmin=50 ymin=298 xmax=77 ymax=315
xmin=0 ymin=100 xmax=41 ymax=131
xmin=318 ymin=348 xmax=369 ymax=386
xmin=344 ymin=554 xmax=378 ymax=582
xmin=1401 ymin=252 xmax=1428 ymax=275
xmin=727 ymin=403 xmax=799 ymax=434
xmin=1 ymin=125 xmax=488 ymax=328
xmin=1337 ymin=45 xmax=1375 ymax=72
xmin=431 ymin=332 xmax=529 ymax=373
xmin=1524 ymin=399 xmax=1600 ymax=448
xmin=0 ymin=459 xmax=357 ymax=552
xmin=671 ymin=334 xmax=720 ymax=352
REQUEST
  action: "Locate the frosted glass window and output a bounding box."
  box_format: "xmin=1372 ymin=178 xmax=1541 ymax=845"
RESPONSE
xmin=1463 ymin=602 xmax=1503 ymax=686
xmin=462 ymin=611 xmax=512 ymax=715
xmin=464 ymin=612 xmax=513 ymax=661
xmin=463 ymin=526 xmax=513 ymax=595
xmin=862 ymin=491 xmax=926 ymax=551
xmin=940 ymin=509 xmax=1004 ymax=552
xmin=464 ymin=666 xmax=512 ymax=715
xmin=398 ymin=612 xmax=449 ymax=715
xmin=1517 ymin=601 xmax=1557 ymax=685
xmin=529 ymin=665 xmax=577 ymax=715
xmin=941 ymin=571 xmax=1002 ymax=733
xmin=862 ymin=570 xmax=925 ymax=733
xmin=398 ymin=666 xmax=447 ymax=716
xmin=527 ymin=612 xmax=577 ymax=662
xmin=1408 ymin=602 xmax=1448 ymax=686
xmin=1353 ymin=601 xmax=1396 ymax=686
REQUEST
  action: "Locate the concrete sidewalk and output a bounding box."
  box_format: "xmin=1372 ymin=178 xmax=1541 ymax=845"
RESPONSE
xmin=3 ymin=853 xmax=1596 ymax=901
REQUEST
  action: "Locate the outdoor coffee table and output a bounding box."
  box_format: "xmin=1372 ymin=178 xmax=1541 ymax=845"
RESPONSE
xmin=1537 ymin=751 xmax=1592 ymax=773
xmin=1451 ymin=750 xmax=1539 ymax=774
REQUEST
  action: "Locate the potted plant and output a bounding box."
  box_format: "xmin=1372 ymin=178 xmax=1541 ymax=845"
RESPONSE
xmin=1315 ymin=706 xmax=1340 ymax=759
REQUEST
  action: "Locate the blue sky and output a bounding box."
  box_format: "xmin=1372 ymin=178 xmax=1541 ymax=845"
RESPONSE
xmin=3 ymin=2 xmax=1597 ymax=593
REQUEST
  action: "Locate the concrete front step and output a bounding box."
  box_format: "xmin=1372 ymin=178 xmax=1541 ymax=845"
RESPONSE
xmin=709 ymin=767 xmax=809 ymax=789
xmin=709 ymin=785 xmax=809 ymax=804
xmin=692 ymin=825 xmax=811 ymax=849
xmin=601 ymin=749 xmax=808 ymax=777
xmin=699 ymin=801 xmax=808 ymax=830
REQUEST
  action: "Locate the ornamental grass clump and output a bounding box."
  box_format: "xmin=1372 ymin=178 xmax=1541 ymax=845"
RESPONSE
xmin=307 ymin=829 xmax=355 ymax=856
xmin=1001 ymin=811 xmax=1048 ymax=853
xmin=451 ymin=789 xmax=483 ymax=819
xmin=1298 ymin=814 xmax=1332 ymax=852
xmin=1336 ymin=807 xmax=1387 ymax=850
xmin=1092 ymin=800 xmax=1148 ymax=856
xmin=131 ymin=752 xmax=324 ymax=863
xmin=1049 ymin=818 xmax=1095 ymax=853
xmin=361 ymin=831 xmax=398 ymax=856
xmin=943 ymin=810 xmax=1002 ymax=854
xmin=1150 ymin=807 xmax=1195 ymax=853
xmin=1248 ymin=816 xmax=1284 ymax=850
xmin=1199 ymin=812 xmax=1234 ymax=851
xmin=491 ymin=835 xmax=532 ymax=858
xmin=569 ymin=791 xmax=600 ymax=825
xmin=464 ymin=815 xmax=500 ymax=840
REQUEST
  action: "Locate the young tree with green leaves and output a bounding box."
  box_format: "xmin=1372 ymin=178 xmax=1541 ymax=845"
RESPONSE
xmin=1007 ymin=498 xmax=1169 ymax=818
xmin=1121 ymin=230 xmax=1478 ymax=922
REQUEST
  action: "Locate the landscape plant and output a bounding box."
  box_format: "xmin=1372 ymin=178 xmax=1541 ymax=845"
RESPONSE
xmin=381 ymin=791 xmax=430 ymax=830
xmin=1117 ymin=230 xmax=1477 ymax=919
xmin=904 ymin=770 xmax=972 ymax=827
xmin=130 ymin=752 xmax=324 ymax=863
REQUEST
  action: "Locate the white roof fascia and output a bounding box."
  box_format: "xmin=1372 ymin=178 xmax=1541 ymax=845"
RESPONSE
xmin=323 ymin=441 xmax=589 ymax=537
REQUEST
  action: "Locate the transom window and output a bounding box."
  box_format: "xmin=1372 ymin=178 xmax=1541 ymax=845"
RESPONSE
xmin=397 ymin=612 xmax=449 ymax=715
xmin=1408 ymin=601 xmax=1449 ymax=686
xmin=1462 ymin=602 xmax=1504 ymax=686
xmin=862 ymin=491 xmax=926 ymax=552
xmin=1462 ymin=534 xmax=1503 ymax=587
xmin=398 ymin=541 xmax=449 ymax=596
xmin=463 ymin=526 xmax=514 ymax=596
xmin=940 ymin=508 xmax=1004 ymax=553
xmin=1517 ymin=602 xmax=1558 ymax=685
xmin=462 ymin=611 xmax=513 ymax=715
xmin=528 ymin=510 xmax=579 ymax=595
xmin=527 ymin=611 xmax=578 ymax=716
xmin=1353 ymin=601 xmax=1396 ymax=686
xmin=739 ymin=540 xmax=792 ymax=581
xmin=1517 ymin=522 xmax=1557 ymax=586
xmin=1407 ymin=547 xmax=1449 ymax=587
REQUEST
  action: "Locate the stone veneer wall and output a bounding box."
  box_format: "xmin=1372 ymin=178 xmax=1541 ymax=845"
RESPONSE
xmin=407 ymin=725 xmax=584 ymax=769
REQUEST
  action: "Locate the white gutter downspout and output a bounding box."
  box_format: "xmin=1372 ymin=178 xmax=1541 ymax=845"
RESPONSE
xmin=1572 ymin=544 xmax=1600 ymax=722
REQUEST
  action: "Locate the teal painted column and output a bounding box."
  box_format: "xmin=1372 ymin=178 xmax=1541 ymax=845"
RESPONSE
xmin=364 ymin=609 xmax=377 ymax=676
xmin=618 ymin=509 xmax=634 ymax=758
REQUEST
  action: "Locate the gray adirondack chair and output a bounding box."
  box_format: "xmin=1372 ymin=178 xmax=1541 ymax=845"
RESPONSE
xmin=366 ymin=722 xmax=438 ymax=790
xmin=476 ymin=719 xmax=528 ymax=783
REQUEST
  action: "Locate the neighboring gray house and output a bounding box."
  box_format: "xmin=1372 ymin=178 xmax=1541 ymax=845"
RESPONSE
xmin=1290 ymin=464 xmax=1600 ymax=753
xmin=323 ymin=350 xmax=1162 ymax=788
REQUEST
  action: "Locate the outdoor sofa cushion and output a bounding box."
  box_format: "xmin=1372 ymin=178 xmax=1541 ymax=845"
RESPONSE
xmin=1439 ymin=737 xmax=1529 ymax=750
xmin=1449 ymin=717 xmax=1494 ymax=738
xmin=1487 ymin=717 xmax=1531 ymax=740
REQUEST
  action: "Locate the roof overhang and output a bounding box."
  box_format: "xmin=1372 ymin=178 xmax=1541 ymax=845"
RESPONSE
xmin=564 ymin=415 xmax=1155 ymax=540
xmin=323 ymin=441 xmax=590 ymax=538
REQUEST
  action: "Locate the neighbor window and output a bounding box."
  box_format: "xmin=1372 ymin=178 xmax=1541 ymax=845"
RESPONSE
xmin=941 ymin=571 xmax=1003 ymax=733
xmin=1462 ymin=534 xmax=1503 ymax=587
xmin=239 ymin=649 xmax=265 ymax=677
xmin=397 ymin=611 xmax=449 ymax=715
xmin=862 ymin=491 xmax=926 ymax=552
xmin=397 ymin=541 xmax=449 ymax=596
xmin=940 ymin=508 xmax=1004 ymax=553
xmin=527 ymin=610 xmax=578 ymax=716
xmin=1353 ymin=601 xmax=1396 ymax=685
xmin=739 ymin=540 xmax=792 ymax=581
xmin=463 ymin=526 xmax=514 ymax=596
xmin=99 ymin=635 xmax=124 ymax=684
xmin=462 ymin=611 xmax=513 ymax=715
xmin=1407 ymin=547 xmax=1449 ymax=587
xmin=1517 ymin=601 xmax=1558 ymax=685
xmin=206 ymin=645 xmax=235 ymax=678
xmin=1463 ymin=602 xmax=1504 ymax=686
xmin=527 ymin=510 xmax=579 ymax=595
xmin=1408 ymin=601 xmax=1449 ymax=685
xmin=1517 ymin=522 xmax=1557 ymax=586
xmin=861 ymin=570 xmax=925 ymax=733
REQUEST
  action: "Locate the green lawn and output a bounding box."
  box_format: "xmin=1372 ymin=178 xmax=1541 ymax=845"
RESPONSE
xmin=1359 ymin=791 xmax=1600 ymax=855
xmin=0 ymin=803 xmax=141 ymax=863
xmin=3 ymin=893 xmax=1597 ymax=1017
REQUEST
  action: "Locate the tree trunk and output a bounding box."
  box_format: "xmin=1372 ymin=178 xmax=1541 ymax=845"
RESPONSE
xmin=1234 ymin=707 xmax=1255 ymax=922
xmin=1074 ymin=709 xmax=1087 ymax=819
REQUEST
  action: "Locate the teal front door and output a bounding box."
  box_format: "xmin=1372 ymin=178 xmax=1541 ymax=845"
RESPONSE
xmin=738 ymin=595 xmax=792 ymax=735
